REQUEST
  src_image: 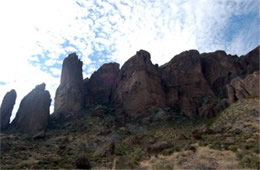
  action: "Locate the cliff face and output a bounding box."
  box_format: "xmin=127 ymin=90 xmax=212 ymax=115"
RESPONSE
xmin=115 ymin=50 xmax=166 ymax=119
xmin=84 ymin=63 xmax=120 ymax=106
xmin=50 ymin=46 xmax=260 ymax=119
xmin=11 ymin=83 xmax=51 ymax=134
xmin=53 ymin=53 xmax=84 ymax=119
xmin=160 ymin=50 xmax=215 ymax=115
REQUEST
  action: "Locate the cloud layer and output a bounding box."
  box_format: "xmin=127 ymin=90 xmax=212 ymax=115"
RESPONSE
xmin=0 ymin=0 xmax=259 ymax=120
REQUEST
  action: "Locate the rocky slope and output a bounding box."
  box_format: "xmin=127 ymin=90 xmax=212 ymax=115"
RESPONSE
xmin=0 ymin=98 xmax=259 ymax=169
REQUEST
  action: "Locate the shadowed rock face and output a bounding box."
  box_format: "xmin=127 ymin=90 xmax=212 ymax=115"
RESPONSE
xmin=239 ymin=46 xmax=260 ymax=75
xmin=54 ymin=53 xmax=84 ymax=119
xmin=0 ymin=90 xmax=16 ymax=130
xmin=84 ymin=63 xmax=120 ymax=106
xmin=227 ymin=71 xmax=260 ymax=104
xmin=160 ymin=50 xmax=214 ymax=115
xmin=12 ymin=83 xmax=51 ymax=134
xmin=201 ymin=51 xmax=241 ymax=98
xmin=115 ymin=50 xmax=165 ymax=118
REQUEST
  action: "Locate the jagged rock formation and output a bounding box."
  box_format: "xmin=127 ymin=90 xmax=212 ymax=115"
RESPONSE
xmin=12 ymin=83 xmax=51 ymax=134
xmin=201 ymin=51 xmax=241 ymax=98
xmin=160 ymin=50 xmax=214 ymax=115
xmin=53 ymin=53 xmax=84 ymax=119
xmin=0 ymin=89 xmax=16 ymax=130
xmin=115 ymin=50 xmax=165 ymax=118
xmin=227 ymin=71 xmax=260 ymax=104
xmin=84 ymin=63 xmax=120 ymax=106
xmin=49 ymin=46 xmax=259 ymax=120
xmin=239 ymin=46 xmax=260 ymax=74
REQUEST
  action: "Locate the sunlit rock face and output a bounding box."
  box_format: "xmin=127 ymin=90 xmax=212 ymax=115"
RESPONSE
xmin=84 ymin=62 xmax=120 ymax=106
xmin=160 ymin=50 xmax=214 ymax=115
xmin=227 ymin=71 xmax=260 ymax=104
xmin=12 ymin=83 xmax=51 ymax=134
xmin=0 ymin=89 xmax=16 ymax=130
xmin=53 ymin=53 xmax=84 ymax=119
xmin=115 ymin=50 xmax=166 ymax=118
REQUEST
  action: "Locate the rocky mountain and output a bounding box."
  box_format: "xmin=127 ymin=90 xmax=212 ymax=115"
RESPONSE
xmin=0 ymin=46 xmax=259 ymax=169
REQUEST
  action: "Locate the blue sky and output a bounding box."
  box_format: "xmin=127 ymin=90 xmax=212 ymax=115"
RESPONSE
xmin=0 ymin=0 xmax=259 ymax=120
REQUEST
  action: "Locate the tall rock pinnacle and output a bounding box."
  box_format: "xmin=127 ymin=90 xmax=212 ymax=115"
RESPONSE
xmin=0 ymin=89 xmax=16 ymax=130
xmin=12 ymin=83 xmax=51 ymax=134
xmin=53 ymin=53 xmax=84 ymax=119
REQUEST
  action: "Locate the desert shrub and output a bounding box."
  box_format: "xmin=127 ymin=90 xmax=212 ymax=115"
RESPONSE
xmin=162 ymin=147 xmax=175 ymax=155
xmin=210 ymin=141 xmax=222 ymax=150
xmin=240 ymin=155 xmax=260 ymax=169
xmin=228 ymin=145 xmax=238 ymax=152
xmin=184 ymin=145 xmax=197 ymax=152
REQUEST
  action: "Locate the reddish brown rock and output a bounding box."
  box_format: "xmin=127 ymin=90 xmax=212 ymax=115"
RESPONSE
xmin=160 ymin=50 xmax=214 ymax=115
xmin=0 ymin=89 xmax=16 ymax=130
xmin=115 ymin=50 xmax=165 ymax=118
xmin=84 ymin=63 xmax=120 ymax=106
xmin=12 ymin=83 xmax=51 ymax=134
xmin=54 ymin=53 xmax=84 ymax=119
xmin=239 ymin=46 xmax=260 ymax=75
xmin=201 ymin=51 xmax=241 ymax=97
xmin=227 ymin=71 xmax=260 ymax=104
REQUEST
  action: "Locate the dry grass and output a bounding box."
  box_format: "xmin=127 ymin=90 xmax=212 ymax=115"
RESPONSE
xmin=139 ymin=146 xmax=240 ymax=169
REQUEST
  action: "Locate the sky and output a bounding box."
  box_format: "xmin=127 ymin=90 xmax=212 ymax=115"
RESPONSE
xmin=0 ymin=0 xmax=259 ymax=121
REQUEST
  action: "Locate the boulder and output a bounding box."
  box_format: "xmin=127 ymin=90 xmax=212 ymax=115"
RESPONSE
xmin=12 ymin=83 xmax=51 ymax=134
xmin=115 ymin=50 xmax=165 ymax=118
xmin=53 ymin=53 xmax=84 ymax=119
xmin=84 ymin=63 xmax=120 ymax=106
xmin=227 ymin=71 xmax=260 ymax=104
xmin=0 ymin=89 xmax=16 ymax=130
xmin=160 ymin=50 xmax=214 ymax=115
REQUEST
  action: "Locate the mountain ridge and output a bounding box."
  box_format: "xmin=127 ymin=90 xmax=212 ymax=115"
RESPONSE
xmin=0 ymin=46 xmax=259 ymax=133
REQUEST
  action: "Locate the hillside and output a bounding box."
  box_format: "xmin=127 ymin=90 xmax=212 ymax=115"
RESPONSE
xmin=1 ymin=98 xmax=259 ymax=169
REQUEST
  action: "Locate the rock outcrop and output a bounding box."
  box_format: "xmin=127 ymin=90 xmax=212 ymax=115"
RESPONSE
xmin=115 ymin=50 xmax=165 ymax=118
xmin=47 ymin=46 xmax=259 ymax=121
xmin=54 ymin=53 xmax=84 ymax=119
xmin=239 ymin=46 xmax=260 ymax=75
xmin=0 ymin=89 xmax=16 ymax=130
xmin=160 ymin=50 xmax=214 ymax=115
xmin=201 ymin=51 xmax=241 ymax=98
xmin=12 ymin=83 xmax=51 ymax=134
xmin=84 ymin=63 xmax=120 ymax=106
xmin=227 ymin=71 xmax=260 ymax=104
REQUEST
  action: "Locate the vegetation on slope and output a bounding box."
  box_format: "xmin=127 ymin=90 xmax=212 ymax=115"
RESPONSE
xmin=0 ymin=98 xmax=259 ymax=169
